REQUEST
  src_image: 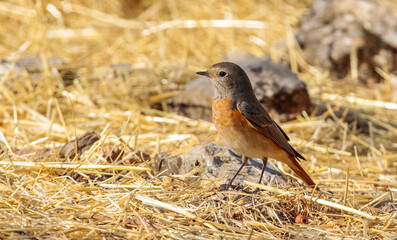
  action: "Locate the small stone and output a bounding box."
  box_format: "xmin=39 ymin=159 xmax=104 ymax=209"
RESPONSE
xmin=122 ymin=150 xmax=151 ymax=165
xmin=59 ymin=131 xmax=99 ymax=160
xmin=103 ymin=145 xmax=124 ymax=163
xmin=17 ymin=56 xmax=78 ymax=86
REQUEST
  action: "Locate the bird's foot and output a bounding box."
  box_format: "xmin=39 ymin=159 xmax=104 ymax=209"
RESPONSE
xmin=219 ymin=183 xmax=232 ymax=191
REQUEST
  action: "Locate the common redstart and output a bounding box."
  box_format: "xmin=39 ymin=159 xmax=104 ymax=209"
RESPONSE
xmin=196 ymin=62 xmax=316 ymax=190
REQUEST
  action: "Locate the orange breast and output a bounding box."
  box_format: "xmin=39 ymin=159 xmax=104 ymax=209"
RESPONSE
xmin=212 ymin=96 xmax=288 ymax=160
xmin=212 ymin=96 xmax=244 ymax=129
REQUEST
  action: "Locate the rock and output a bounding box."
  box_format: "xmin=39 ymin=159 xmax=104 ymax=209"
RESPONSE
xmin=0 ymin=56 xmax=77 ymax=91
xmin=112 ymin=150 xmax=151 ymax=165
xmin=17 ymin=56 xmax=66 ymax=73
xmin=103 ymin=144 xmax=153 ymax=165
xmin=170 ymin=53 xmax=313 ymax=122
xmin=170 ymin=76 xmax=213 ymax=121
xmin=0 ymin=59 xmax=26 ymax=75
xmin=156 ymin=143 xmax=288 ymax=188
xmin=17 ymin=56 xmax=77 ymax=86
xmin=295 ymin=0 xmax=397 ymax=82
xmin=59 ymin=131 xmax=100 ymax=160
xmin=103 ymin=145 xmax=125 ymax=163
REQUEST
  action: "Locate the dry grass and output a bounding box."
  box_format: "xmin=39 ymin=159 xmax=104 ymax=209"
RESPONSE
xmin=0 ymin=0 xmax=396 ymax=239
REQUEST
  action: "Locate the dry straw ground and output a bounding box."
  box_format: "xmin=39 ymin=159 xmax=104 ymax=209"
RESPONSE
xmin=0 ymin=0 xmax=396 ymax=239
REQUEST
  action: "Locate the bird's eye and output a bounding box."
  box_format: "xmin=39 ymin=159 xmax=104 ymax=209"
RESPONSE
xmin=219 ymin=71 xmax=227 ymax=77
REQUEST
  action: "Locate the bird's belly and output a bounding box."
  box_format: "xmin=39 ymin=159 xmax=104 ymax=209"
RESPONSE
xmin=213 ymin=97 xmax=282 ymax=159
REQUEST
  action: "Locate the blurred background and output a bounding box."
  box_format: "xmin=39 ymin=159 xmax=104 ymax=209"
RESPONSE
xmin=1 ymin=0 xmax=397 ymax=238
xmin=0 ymin=0 xmax=314 ymax=151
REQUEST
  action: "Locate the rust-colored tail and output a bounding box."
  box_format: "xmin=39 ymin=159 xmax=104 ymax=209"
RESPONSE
xmin=287 ymin=155 xmax=316 ymax=187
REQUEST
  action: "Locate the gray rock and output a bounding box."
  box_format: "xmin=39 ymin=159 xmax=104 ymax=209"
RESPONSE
xmin=170 ymin=53 xmax=313 ymax=122
xmin=156 ymin=144 xmax=288 ymax=188
xmin=17 ymin=56 xmax=67 ymax=73
xmin=0 ymin=56 xmax=77 ymax=90
xmin=295 ymin=0 xmax=397 ymax=82
xmin=171 ymin=76 xmax=213 ymax=121
xmin=18 ymin=56 xmax=77 ymax=86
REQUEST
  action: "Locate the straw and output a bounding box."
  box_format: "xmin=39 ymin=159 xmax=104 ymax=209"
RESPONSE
xmin=0 ymin=0 xmax=396 ymax=239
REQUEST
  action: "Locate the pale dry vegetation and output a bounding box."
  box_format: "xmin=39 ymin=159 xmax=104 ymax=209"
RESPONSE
xmin=0 ymin=0 xmax=396 ymax=239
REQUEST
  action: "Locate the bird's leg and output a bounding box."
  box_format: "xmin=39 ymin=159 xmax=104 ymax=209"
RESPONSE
xmin=224 ymin=155 xmax=248 ymax=190
xmin=258 ymin=157 xmax=268 ymax=184
xmin=248 ymin=157 xmax=268 ymax=194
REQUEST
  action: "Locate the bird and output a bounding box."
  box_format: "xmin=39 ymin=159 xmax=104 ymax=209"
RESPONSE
xmin=196 ymin=62 xmax=316 ymax=190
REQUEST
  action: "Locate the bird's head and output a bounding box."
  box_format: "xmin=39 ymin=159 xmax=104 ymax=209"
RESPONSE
xmin=196 ymin=62 xmax=252 ymax=99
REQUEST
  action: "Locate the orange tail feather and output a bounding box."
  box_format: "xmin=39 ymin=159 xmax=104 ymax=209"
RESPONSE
xmin=287 ymin=155 xmax=316 ymax=187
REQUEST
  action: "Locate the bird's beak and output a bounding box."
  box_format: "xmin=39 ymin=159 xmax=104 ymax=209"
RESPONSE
xmin=196 ymin=71 xmax=208 ymax=77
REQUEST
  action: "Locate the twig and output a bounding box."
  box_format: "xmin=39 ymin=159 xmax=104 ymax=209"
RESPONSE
xmin=245 ymin=181 xmax=376 ymax=220
xmin=343 ymin=167 xmax=349 ymax=205
xmin=354 ymin=146 xmax=364 ymax=177
xmin=142 ymin=20 xmax=267 ymax=35
xmin=135 ymin=195 xmax=218 ymax=231
xmin=0 ymin=161 xmax=150 ymax=171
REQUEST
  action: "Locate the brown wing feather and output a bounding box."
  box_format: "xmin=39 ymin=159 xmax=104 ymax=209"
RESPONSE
xmin=237 ymin=101 xmax=306 ymax=161
xmin=275 ymin=122 xmax=290 ymax=141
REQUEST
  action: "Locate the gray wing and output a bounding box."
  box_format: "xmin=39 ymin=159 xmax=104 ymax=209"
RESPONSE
xmin=237 ymin=100 xmax=305 ymax=161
